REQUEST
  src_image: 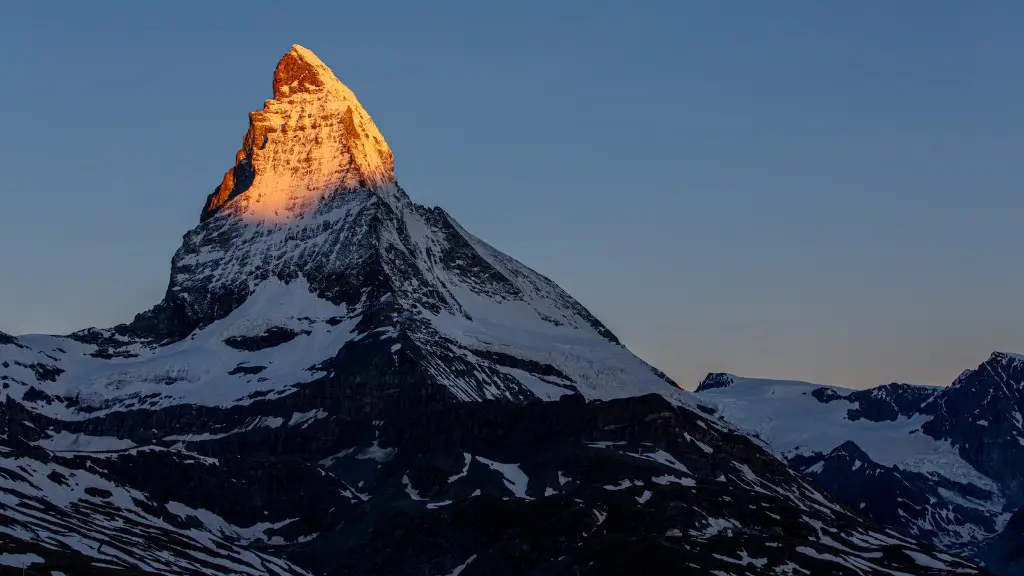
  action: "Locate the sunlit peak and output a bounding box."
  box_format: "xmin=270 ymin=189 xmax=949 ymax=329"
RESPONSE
xmin=200 ymin=44 xmax=395 ymax=224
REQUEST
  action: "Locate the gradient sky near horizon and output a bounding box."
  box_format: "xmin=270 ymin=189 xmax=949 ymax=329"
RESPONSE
xmin=2 ymin=1 xmax=1022 ymax=389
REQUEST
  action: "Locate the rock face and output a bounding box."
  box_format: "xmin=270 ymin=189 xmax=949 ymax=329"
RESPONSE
xmin=923 ymin=353 xmax=1024 ymax=508
xmin=202 ymin=45 xmax=394 ymax=223
xmin=694 ymin=372 xmax=734 ymax=392
xmin=0 ymin=45 xmax=988 ymax=575
xmin=696 ymin=353 xmax=1024 ymax=575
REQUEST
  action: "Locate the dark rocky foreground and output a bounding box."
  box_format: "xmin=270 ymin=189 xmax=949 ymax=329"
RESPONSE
xmin=0 ymin=391 xmax=986 ymax=575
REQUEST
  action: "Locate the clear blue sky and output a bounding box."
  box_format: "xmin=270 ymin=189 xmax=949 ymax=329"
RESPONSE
xmin=2 ymin=1 xmax=1022 ymax=389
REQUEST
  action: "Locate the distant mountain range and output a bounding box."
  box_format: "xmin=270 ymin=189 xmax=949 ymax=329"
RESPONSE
xmin=697 ymin=351 xmax=1024 ymax=575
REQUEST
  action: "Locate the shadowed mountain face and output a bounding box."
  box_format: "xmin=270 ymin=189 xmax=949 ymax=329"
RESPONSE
xmin=696 ymin=352 xmax=1024 ymax=575
xmin=0 ymin=45 xmax=986 ymax=576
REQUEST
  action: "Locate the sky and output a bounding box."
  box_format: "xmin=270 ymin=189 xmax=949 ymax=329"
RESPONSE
xmin=2 ymin=1 xmax=1022 ymax=389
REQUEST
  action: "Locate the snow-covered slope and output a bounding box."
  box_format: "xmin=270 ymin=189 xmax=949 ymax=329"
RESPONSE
xmin=696 ymin=376 xmax=973 ymax=484
xmin=0 ymin=444 xmax=312 ymax=575
xmin=696 ymin=355 xmax=1024 ymax=574
xmin=0 ymin=45 xmax=989 ymax=575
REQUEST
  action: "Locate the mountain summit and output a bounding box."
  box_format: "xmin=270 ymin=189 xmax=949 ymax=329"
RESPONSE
xmin=0 ymin=45 xmax=985 ymax=576
xmin=202 ymin=44 xmax=395 ymax=223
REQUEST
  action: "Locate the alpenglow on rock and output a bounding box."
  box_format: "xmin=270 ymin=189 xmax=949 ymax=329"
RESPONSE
xmin=0 ymin=45 xmax=989 ymax=575
xmin=202 ymin=45 xmax=395 ymax=223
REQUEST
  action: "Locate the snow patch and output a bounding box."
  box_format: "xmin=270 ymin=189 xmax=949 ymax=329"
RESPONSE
xmin=165 ymin=501 xmax=297 ymax=545
xmin=476 ymin=456 xmax=531 ymax=499
xmin=446 ymin=554 xmax=477 ymax=576
xmin=35 ymin=431 xmax=135 ymax=453
xmin=402 ymin=475 xmax=424 ymax=501
xmin=0 ymin=553 xmax=44 ymax=568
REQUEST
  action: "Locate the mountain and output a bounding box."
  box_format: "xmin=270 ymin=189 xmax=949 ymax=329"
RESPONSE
xmin=696 ymin=351 xmax=1024 ymax=575
xmin=0 ymin=45 xmax=986 ymax=575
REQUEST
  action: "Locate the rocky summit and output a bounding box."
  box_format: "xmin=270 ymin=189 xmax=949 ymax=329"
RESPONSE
xmin=0 ymin=45 xmax=988 ymax=575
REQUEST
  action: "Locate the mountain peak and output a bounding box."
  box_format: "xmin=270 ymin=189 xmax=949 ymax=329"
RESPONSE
xmin=695 ymin=372 xmax=735 ymax=392
xmin=989 ymin=351 xmax=1024 ymax=364
xmin=949 ymin=351 xmax=1024 ymax=389
xmin=272 ymin=44 xmax=332 ymax=99
xmin=201 ymin=44 xmax=395 ymax=223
